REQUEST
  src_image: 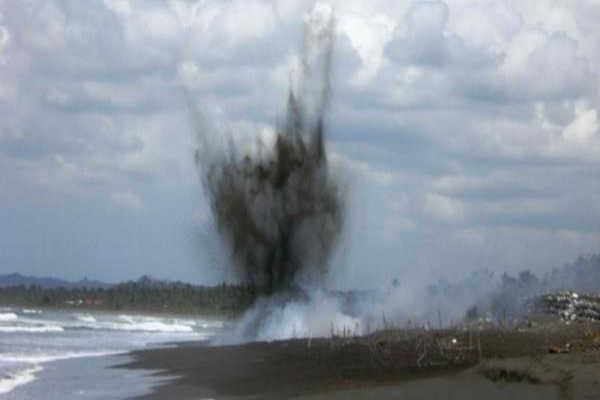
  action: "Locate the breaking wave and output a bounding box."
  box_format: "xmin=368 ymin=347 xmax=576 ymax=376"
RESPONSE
xmin=1 ymin=351 xmax=122 ymax=365
xmin=105 ymin=316 xmax=195 ymax=333
xmin=0 ymin=312 xmax=18 ymax=322
xmin=0 ymin=366 xmax=42 ymax=395
xmin=74 ymin=314 xmax=96 ymax=324
xmin=0 ymin=308 xmax=225 ymax=395
xmin=0 ymin=326 xmax=64 ymax=333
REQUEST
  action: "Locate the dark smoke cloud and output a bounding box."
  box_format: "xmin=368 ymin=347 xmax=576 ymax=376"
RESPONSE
xmin=194 ymin=12 xmax=342 ymax=295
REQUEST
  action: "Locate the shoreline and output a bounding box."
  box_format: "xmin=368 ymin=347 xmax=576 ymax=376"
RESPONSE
xmin=119 ymin=339 xmax=466 ymax=399
xmin=0 ymin=307 xmax=224 ymax=398
xmin=120 ymin=327 xmax=600 ymax=399
xmin=2 ymin=353 xmax=172 ymax=399
xmin=0 ymin=304 xmax=237 ymax=320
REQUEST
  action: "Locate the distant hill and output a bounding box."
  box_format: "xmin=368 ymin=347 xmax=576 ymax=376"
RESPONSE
xmin=0 ymin=273 xmax=111 ymax=289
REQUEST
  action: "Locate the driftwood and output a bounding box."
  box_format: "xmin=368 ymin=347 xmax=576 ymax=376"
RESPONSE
xmin=329 ymin=326 xmax=480 ymax=370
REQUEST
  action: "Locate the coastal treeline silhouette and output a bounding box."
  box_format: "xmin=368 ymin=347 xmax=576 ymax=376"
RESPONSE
xmin=0 ymin=277 xmax=257 ymax=314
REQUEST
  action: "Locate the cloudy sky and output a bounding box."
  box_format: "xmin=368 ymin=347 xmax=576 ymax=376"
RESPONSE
xmin=1 ymin=0 xmax=599 ymax=287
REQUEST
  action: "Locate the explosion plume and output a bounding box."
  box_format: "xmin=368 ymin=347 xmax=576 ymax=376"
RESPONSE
xmin=195 ymin=11 xmax=342 ymax=296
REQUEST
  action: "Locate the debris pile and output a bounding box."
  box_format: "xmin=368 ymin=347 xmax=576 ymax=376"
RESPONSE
xmin=531 ymin=292 xmax=600 ymax=322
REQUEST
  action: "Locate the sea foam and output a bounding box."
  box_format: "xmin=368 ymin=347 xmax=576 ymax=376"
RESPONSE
xmin=22 ymin=309 xmax=42 ymax=314
xmin=0 ymin=312 xmax=18 ymax=322
xmin=0 ymin=366 xmax=42 ymax=394
xmin=0 ymin=310 xmax=223 ymax=395
xmin=0 ymin=325 xmax=64 ymax=333
xmin=75 ymin=314 xmax=97 ymax=324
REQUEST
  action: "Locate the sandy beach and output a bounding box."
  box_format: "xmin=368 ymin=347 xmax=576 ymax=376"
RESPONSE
xmin=120 ymin=325 xmax=600 ymax=399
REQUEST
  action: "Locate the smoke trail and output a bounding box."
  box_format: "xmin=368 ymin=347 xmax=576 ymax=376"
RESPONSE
xmin=194 ymin=10 xmax=342 ymax=297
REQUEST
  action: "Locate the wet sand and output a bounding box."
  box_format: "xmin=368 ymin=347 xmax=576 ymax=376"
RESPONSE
xmin=120 ymin=327 xmax=600 ymax=399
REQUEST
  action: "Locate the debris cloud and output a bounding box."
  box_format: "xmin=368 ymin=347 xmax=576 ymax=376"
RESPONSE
xmin=195 ymin=11 xmax=341 ymax=296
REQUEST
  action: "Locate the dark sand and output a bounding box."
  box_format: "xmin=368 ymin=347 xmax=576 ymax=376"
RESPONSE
xmin=120 ymin=325 xmax=600 ymax=399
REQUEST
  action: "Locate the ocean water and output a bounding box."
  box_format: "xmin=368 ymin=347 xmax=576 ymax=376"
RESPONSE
xmin=0 ymin=307 xmax=225 ymax=397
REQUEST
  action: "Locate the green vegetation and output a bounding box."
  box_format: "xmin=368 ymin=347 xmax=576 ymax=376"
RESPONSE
xmin=0 ymin=277 xmax=257 ymax=315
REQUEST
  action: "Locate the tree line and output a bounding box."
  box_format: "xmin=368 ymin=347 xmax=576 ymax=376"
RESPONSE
xmin=0 ymin=277 xmax=257 ymax=315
